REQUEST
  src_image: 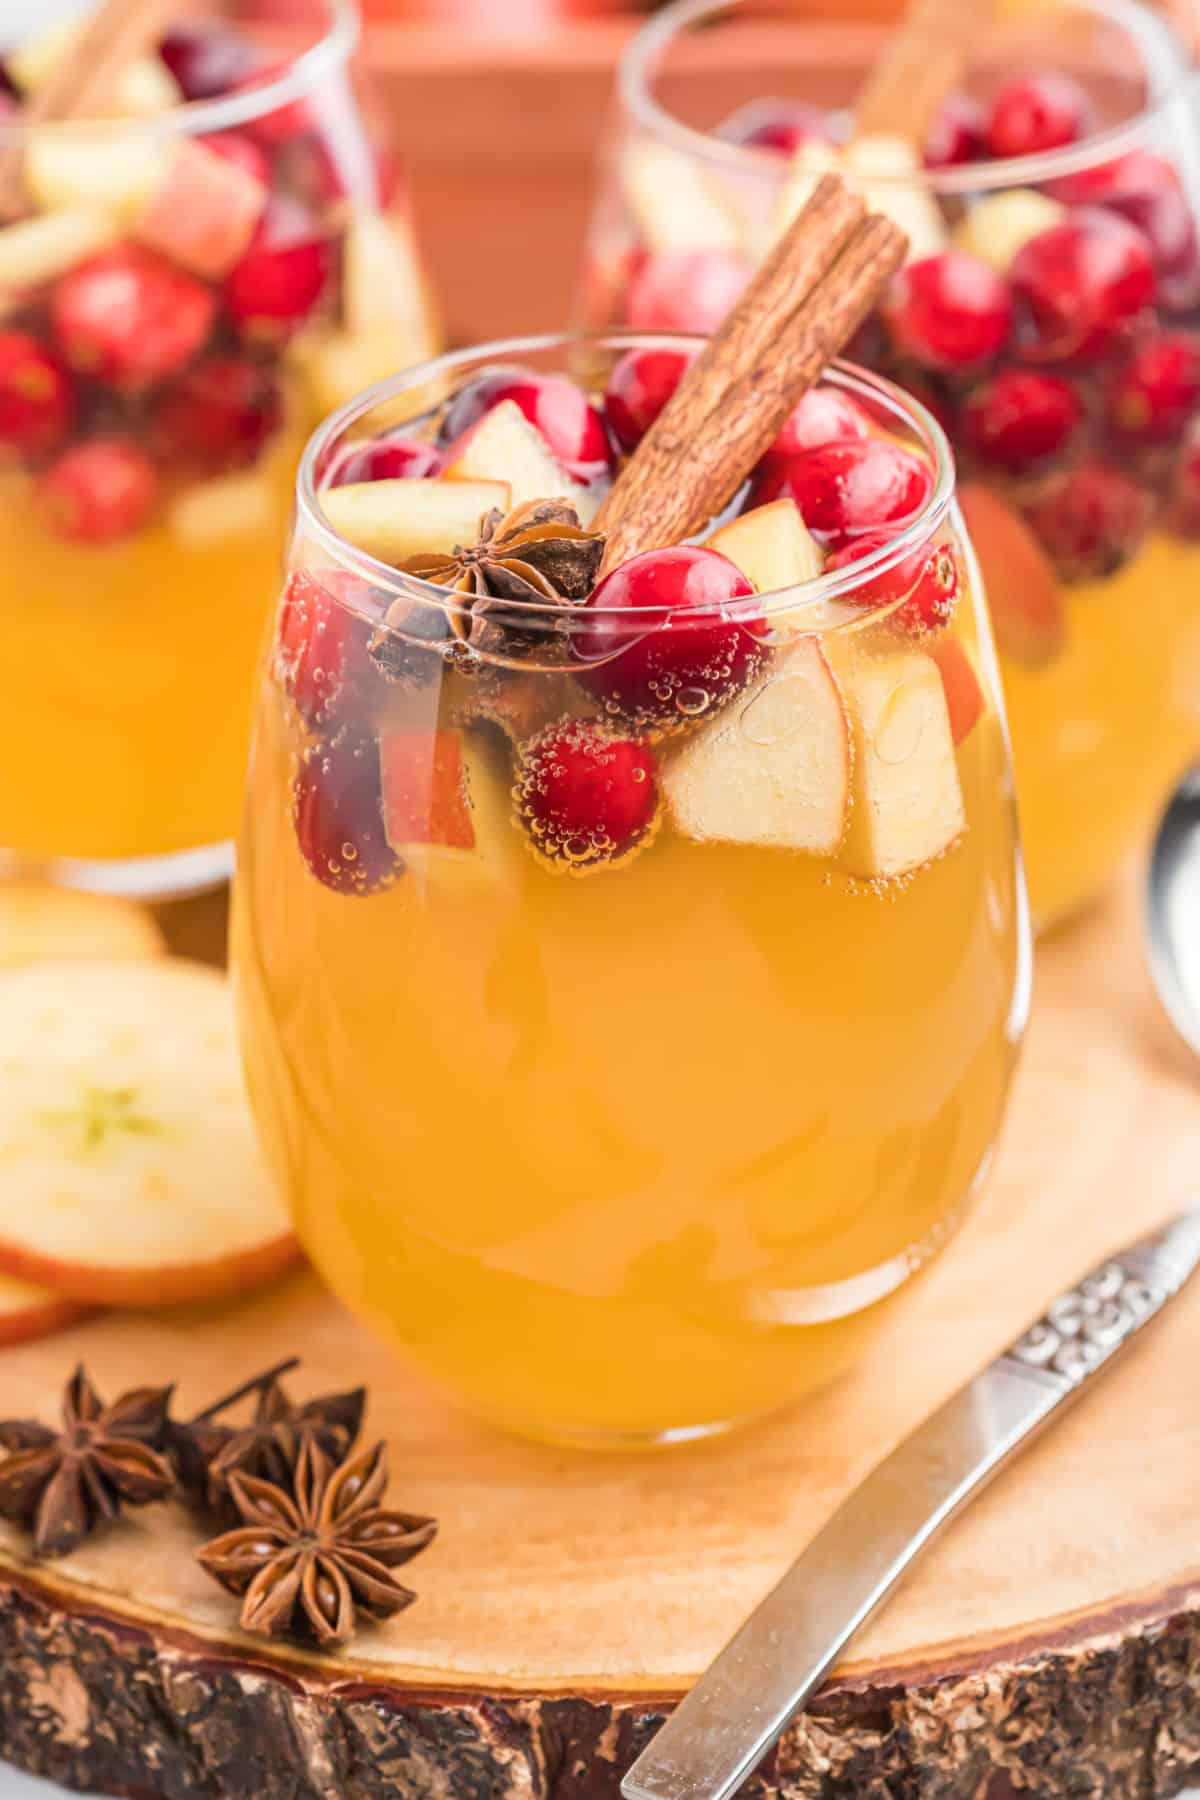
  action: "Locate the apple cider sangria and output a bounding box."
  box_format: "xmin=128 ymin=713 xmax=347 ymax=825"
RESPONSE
xmin=233 ymin=333 xmax=1029 ymax=1445
xmin=586 ymin=0 xmax=1200 ymax=925
xmin=0 ymin=0 xmax=436 ymax=895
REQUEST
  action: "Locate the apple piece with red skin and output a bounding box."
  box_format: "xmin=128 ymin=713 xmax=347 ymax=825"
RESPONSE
xmin=604 ymin=347 xmax=697 ymax=453
xmin=752 ymin=438 xmax=933 ymax=549
xmin=442 ymin=400 xmax=590 ymax=515
xmin=924 ymin=94 xmax=988 ymax=169
xmin=438 ymin=367 xmax=611 ymax=484
xmin=575 ymin=545 xmax=766 ymax=732
xmin=515 ymin=720 xmax=659 ymax=873
xmin=962 ymin=367 xmax=1082 ymax=471
xmin=626 ymin=250 xmax=753 ymax=336
xmin=883 ymin=251 xmax=1014 ymax=372
xmin=381 ymin=729 xmax=475 ymax=858
xmin=0 ymin=329 xmax=76 ymax=457
xmin=959 ymin=483 xmax=1066 ymax=669
xmin=327 ymin=434 xmax=442 ymax=488
xmin=757 ymin=385 xmax=871 ymax=470
xmin=986 ymin=72 xmax=1094 ymax=159
xmin=1010 ymin=209 xmax=1156 ymax=364
xmin=135 ymin=138 xmax=267 ymax=280
xmin=826 ymin=530 xmax=959 ymax=635
xmin=37 ymin=439 xmax=160 ymax=544
xmin=1106 ymin=331 xmax=1200 ymax=445
xmin=52 ymin=246 xmax=217 ymax=392
xmin=0 ymin=1275 xmax=91 ymax=1348
xmin=928 ymin=636 xmax=985 ymax=747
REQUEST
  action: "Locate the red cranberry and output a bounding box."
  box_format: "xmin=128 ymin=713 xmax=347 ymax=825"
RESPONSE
xmin=717 ymin=98 xmax=833 ymax=157
xmin=1023 ymin=462 xmax=1151 ymax=579
xmin=327 ymin=434 xmax=442 ymax=488
xmin=225 ymin=198 xmax=332 ymax=340
xmin=1048 ymin=151 xmax=1195 ymax=283
xmin=36 ymin=438 xmax=160 ymax=544
xmin=438 ymin=368 xmax=611 ymax=482
xmin=277 ymin=570 xmax=376 ymax=730
xmin=962 ymin=368 xmax=1081 ymax=470
xmin=753 ymin=440 xmax=933 ymax=547
xmin=293 ymin=731 xmax=399 ymax=897
xmin=52 ymin=247 xmax=217 ymax=392
xmin=986 ymin=72 xmax=1093 ymax=159
xmin=0 ymin=331 xmax=76 ymax=457
xmin=883 ymin=251 xmax=1013 ymax=372
xmin=576 ymin=545 xmax=765 ymax=729
xmin=1011 ymin=209 xmax=1155 ymax=363
xmin=1107 ymin=331 xmax=1200 ymax=444
xmin=826 ymin=529 xmax=960 ymax=634
xmin=626 ymin=251 xmax=752 ymax=336
xmin=155 ymin=355 xmax=284 ymax=470
xmin=1166 ymin=428 xmax=1200 ymax=538
xmin=758 ymin=385 xmax=871 ymax=468
xmin=515 ymin=720 xmax=659 ymax=871
xmin=604 ymin=347 xmax=696 ymax=453
xmin=159 ymin=21 xmax=260 ymax=101
xmin=199 ymin=131 xmax=274 ymax=191
xmin=923 ymin=94 xmax=988 ymax=169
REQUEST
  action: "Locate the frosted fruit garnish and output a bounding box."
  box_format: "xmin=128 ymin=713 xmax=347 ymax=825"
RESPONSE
xmin=515 ymin=719 xmax=659 ymax=872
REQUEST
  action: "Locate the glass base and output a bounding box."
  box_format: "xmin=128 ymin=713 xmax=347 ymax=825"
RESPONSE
xmin=0 ymin=839 xmax=234 ymax=904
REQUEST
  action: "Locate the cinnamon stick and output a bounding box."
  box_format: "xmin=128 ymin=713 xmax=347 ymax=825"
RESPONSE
xmin=0 ymin=0 xmax=181 ymax=219
xmin=853 ymin=0 xmax=978 ymax=143
xmin=595 ymin=176 xmax=907 ymax=575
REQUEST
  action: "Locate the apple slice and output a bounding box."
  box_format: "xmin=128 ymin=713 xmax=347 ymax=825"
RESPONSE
xmin=344 ymin=210 xmax=429 ymax=338
xmin=0 ymin=1273 xmax=90 ymax=1348
xmin=0 ymin=210 xmax=119 ymax=293
xmin=929 ymin=636 xmax=985 ymax=747
xmin=136 ymin=140 xmax=267 ymax=279
xmin=443 ymin=399 xmax=591 ymax=518
xmin=955 ymin=189 xmax=1066 ymax=275
xmin=840 ymin=650 xmax=965 ymax=880
xmin=0 ymin=959 xmax=300 ymax=1308
xmin=960 ymin=483 xmax=1066 ymax=670
xmin=0 ymin=884 xmax=163 ymax=970
xmin=25 ymin=129 xmax=168 ymax=225
xmin=622 ymin=141 xmax=744 ymax=255
xmin=382 ymin=728 xmax=475 ymax=855
xmin=663 ymin=638 xmax=850 ymax=854
xmin=11 ymin=20 xmax=180 ymax=117
xmin=707 ymin=498 xmax=825 ymax=613
xmin=169 ymin=471 xmax=277 ymax=549
xmin=321 ymin=476 xmax=510 ymax=563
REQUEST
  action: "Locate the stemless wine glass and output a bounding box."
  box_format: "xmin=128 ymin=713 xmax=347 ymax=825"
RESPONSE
xmin=0 ymin=0 xmax=437 ymax=899
xmin=232 ymin=331 xmax=1030 ymax=1447
xmin=581 ymin=0 xmax=1200 ymax=928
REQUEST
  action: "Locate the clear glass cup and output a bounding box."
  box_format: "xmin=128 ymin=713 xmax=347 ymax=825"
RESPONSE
xmin=0 ymin=0 xmax=438 ymax=899
xmin=231 ymin=330 xmax=1030 ymax=1447
xmin=581 ymin=0 xmax=1200 ymax=929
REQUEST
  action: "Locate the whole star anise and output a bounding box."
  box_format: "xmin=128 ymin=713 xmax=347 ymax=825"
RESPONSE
xmin=0 ymin=1367 xmax=174 ymax=1559
xmin=393 ymin=498 xmax=605 ymax=661
xmin=196 ymin=1439 xmax=436 ymax=1646
xmin=169 ymin=1369 xmax=364 ymax=1516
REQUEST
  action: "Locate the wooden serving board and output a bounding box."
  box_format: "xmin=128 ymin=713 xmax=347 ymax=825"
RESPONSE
xmin=2 ymin=869 xmax=1200 ymax=1800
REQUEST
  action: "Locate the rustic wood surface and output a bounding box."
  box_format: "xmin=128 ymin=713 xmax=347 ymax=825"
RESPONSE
xmin=1 ymin=866 xmax=1199 ymax=1798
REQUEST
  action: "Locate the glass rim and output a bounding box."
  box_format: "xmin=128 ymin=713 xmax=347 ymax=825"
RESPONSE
xmin=295 ymin=328 xmax=958 ymax=635
xmin=619 ymin=0 xmax=1192 ymax=198
xmin=0 ymin=0 xmax=359 ymax=143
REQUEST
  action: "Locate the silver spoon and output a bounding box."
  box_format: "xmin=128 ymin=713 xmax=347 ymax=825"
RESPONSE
xmin=1146 ymin=765 xmax=1200 ymax=1060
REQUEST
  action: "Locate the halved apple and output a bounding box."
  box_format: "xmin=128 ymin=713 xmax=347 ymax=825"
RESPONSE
xmin=0 ymin=884 xmax=163 ymax=970
xmin=443 ymin=399 xmax=591 ymax=518
xmin=622 ymin=141 xmax=744 ymax=255
xmin=25 ymin=129 xmax=168 ymax=225
xmin=0 ymin=1273 xmax=90 ymax=1348
xmin=960 ymin=484 xmax=1066 ymax=670
xmin=0 ymin=959 xmax=299 ymax=1308
xmin=0 ymin=210 xmax=119 ymax=293
xmin=169 ymin=472 xmax=277 ymax=548
xmin=663 ymin=638 xmax=851 ymax=854
xmin=929 ymin=636 xmax=985 ymax=747
xmin=840 ymin=650 xmax=965 ymax=879
xmin=135 ymin=140 xmax=267 ymax=279
xmin=321 ymin=476 xmax=510 ymax=563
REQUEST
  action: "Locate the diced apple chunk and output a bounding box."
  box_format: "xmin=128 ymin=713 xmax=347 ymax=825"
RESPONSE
xmin=12 ymin=20 xmax=180 ymax=117
xmin=842 ymin=135 xmax=947 ymax=262
xmin=663 ymin=639 xmax=850 ymax=854
xmin=321 ymin=477 xmax=510 ymax=563
xmin=169 ymin=473 xmax=277 ymax=548
xmin=622 ymin=141 xmax=744 ymax=255
xmin=955 ymin=190 xmax=1066 ymax=275
xmin=708 ymin=498 xmax=823 ymax=598
xmin=959 ymin=484 xmax=1066 ymax=670
xmin=25 ymin=129 xmax=168 ymax=224
xmin=344 ymin=210 xmax=429 ymax=338
xmin=0 ymin=210 xmax=119 ymax=294
xmin=444 ymin=399 xmax=590 ymax=518
xmin=292 ymin=325 xmax=440 ymax=420
xmin=840 ymin=651 xmax=965 ymax=880
xmin=136 ymin=140 xmax=267 ymax=278
xmin=382 ymin=729 xmax=475 ymax=855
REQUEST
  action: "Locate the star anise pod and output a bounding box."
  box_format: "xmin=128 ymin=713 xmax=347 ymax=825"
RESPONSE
xmin=196 ymin=1439 xmax=436 ymax=1646
xmin=170 ymin=1370 xmax=365 ymax=1516
xmin=394 ymin=499 xmax=605 ymax=660
xmin=0 ymin=1367 xmax=174 ymax=1559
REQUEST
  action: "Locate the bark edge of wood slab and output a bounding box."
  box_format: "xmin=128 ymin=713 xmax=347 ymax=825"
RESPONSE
xmin=5 ymin=1551 xmax=1200 ymax=1797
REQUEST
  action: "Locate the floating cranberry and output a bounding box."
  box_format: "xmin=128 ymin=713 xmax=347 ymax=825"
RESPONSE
xmin=826 ymin=529 xmax=960 ymax=634
xmin=1107 ymin=332 xmax=1200 ymax=444
xmin=0 ymin=331 xmax=76 ymax=458
xmin=327 ymin=434 xmax=442 ymax=488
xmin=576 ymin=545 xmax=764 ymax=729
xmin=155 ymin=355 xmax=284 ymax=471
xmin=962 ymin=367 xmax=1081 ymax=470
xmin=277 ymin=570 xmax=376 ymax=730
xmin=717 ymin=98 xmax=833 ymax=156
xmin=438 ymin=367 xmax=611 ymax=482
xmin=1166 ymin=429 xmax=1200 ymax=538
xmin=1023 ymin=462 xmax=1151 ymax=579
xmin=753 ymin=439 xmax=933 ymax=547
xmin=604 ymin=347 xmax=696 ymax=453
xmin=1011 ymin=209 xmax=1156 ymax=363
xmin=923 ymin=94 xmax=988 ymax=169
xmin=1049 ymin=151 xmax=1195 ymax=285
xmin=626 ymin=250 xmax=753 ymax=337
xmin=159 ymin=20 xmax=260 ymax=100
xmin=225 ymin=198 xmax=332 ymax=340
xmin=883 ymin=251 xmax=1013 ymax=372
xmin=53 ymin=247 xmax=217 ymax=392
xmin=515 ymin=720 xmax=659 ymax=872
xmin=36 ymin=438 xmax=160 ymax=544
xmin=758 ymin=385 xmax=871 ymax=468
xmin=986 ymin=72 xmax=1093 ymax=159
xmin=293 ymin=731 xmax=399 ymax=897
xmin=199 ymin=131 xmax=274 ymax=191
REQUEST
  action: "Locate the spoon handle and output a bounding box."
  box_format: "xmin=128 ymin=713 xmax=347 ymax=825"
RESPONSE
xmin=622 ymin=1209 xmax=1200 ymax=1800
